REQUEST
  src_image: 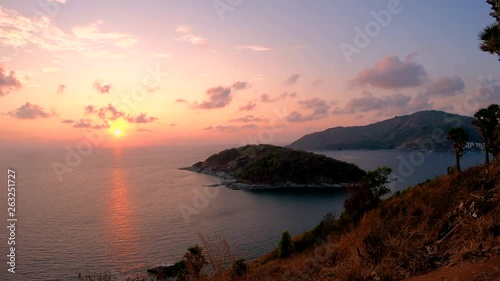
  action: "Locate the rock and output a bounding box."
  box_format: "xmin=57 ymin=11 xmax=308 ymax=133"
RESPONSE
xmin=147 ymin=264 xmax=176 ymax=278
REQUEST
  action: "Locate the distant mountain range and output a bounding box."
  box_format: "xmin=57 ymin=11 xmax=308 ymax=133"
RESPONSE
xmin=287 ymin=110 xmax=482 ymax=151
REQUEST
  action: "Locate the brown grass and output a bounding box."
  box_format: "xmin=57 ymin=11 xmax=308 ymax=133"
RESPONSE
xmin=168 ymin=162 xmax=499 ymax=281
xmin=223 ymin=162 xmax=500 ymax=281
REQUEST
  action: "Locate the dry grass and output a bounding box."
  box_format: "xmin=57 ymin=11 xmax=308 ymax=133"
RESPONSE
xmin=225 ymin=162 xmax=500 ymax=281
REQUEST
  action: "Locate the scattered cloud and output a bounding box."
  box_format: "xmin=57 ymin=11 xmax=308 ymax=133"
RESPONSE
xmin=175 ymin=25 xmax=192 ymax=33
xmin=126 ymin=113 xmax=158 ymax=123
xmin=56 ymin=84 xmax=66 ymax=94
xmin=170 ymin=123 xmax=176 ymax=127
xmin=175 ymin=34 xmax=208 ymax=45
xmin=351 ymin=56 xmax=426 ymax=89
xmin=286 ymin=98 xmax=330 ymax=122
xmin=331 ymin=92 xmax=411 ymax=115
xmin=73 ymin=119 xmax=92 ymax=128
xmin=0 ymin=67 xmax=21 ymax=96
xmin=237 ymin=45 xmax=272 ymax=51
xmin=72 ymin=20 xmax=137 ymax=48
xmin=284 ymin=74 xmax=301 ymax=85
xmin=260 ymin=92 xmax=291 ymax=103
xmin=70 ymin=118 xmax=108 ymax=129
xmin=204 ymin=124 xmax=257 ymax=132
xmin=96 ymin=104 xmax=125 ymax=120
xmin=7 ymin=102 xmax=54 ymax=119
xmin=231 ymin=81 xmax=249 ymax=91
xmin=143 ymin=84 xmax=160 ymax=93
xmin=93 ymin=80 xmax=112 ymax=94
xmin=174 ymin=25 xmax=207 ymax=45
xmin=92 ymin=123 xmax=110 ymax=129
xmin=61 ymin=119 xmax=74 ymax=124
xmin=137 ymin=128 xmax=153 ymax=132
xmin=84 ymin=105 xmax=97 ymax=114
xmin=423 ymin=76 xmax=465 ymax=96
xmin=0 ymin=8 xmax=137 ymax=54
xmin=84 ymin=104 xmax=159 ymax=124
xmin=229 ymin=115 xmax=263 ymax=123
xmin=260 ymin=94 xmax=272 ymax=102
xmin=239 ymin=101 xmax=256 ymax=111
xmin=175 ymin=99 xmax=188 ymax=103
xmin=194 ymin=86 xmax=232 ymax=109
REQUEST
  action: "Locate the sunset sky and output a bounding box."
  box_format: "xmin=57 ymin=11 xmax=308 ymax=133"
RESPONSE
xmin=1 ymin=0 xmax=499 ymax=147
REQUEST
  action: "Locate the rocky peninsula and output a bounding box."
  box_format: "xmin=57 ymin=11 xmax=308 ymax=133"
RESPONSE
xmin=181 ymin=144 xmax=365 ymax=191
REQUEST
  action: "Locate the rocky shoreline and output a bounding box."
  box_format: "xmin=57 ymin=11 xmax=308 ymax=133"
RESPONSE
xmin=179 ymin=166 xmax=349 ymax=192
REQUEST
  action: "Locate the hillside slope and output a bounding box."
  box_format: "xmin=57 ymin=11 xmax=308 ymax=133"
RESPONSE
xmin=241 ymin=163 xmax=499 ymax=281
xmin=287 ymin=110 xmax=482 ymax=150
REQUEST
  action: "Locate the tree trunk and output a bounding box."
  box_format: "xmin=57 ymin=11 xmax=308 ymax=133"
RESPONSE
xmin=485 ymin=143 xmax=490 ymax=166
xmin=456 ymin=154 xmax=461 ymax=173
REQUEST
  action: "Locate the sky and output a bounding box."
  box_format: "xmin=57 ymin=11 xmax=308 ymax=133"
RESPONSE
xmin=0 ymin=0 xmax=499 ymax=148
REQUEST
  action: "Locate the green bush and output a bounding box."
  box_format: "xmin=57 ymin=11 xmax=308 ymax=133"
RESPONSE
xmin=278 ymin=231 xmax=295 ymax=258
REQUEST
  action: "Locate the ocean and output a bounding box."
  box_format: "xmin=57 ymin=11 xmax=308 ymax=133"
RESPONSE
xmin=0 ymin=146 xmax=486 ymax=280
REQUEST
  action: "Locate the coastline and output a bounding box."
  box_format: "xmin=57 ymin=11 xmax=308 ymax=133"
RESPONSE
xmin=179 ymin=166 xmax=349 ymax=192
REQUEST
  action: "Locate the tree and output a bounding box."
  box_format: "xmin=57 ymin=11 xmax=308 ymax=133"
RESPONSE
xmin=446 ymin=127 xmax=469 ymax=173
xmin=278 ymin=231 xmax=294 ymax=258
xmin=343 ymin=167 xmax=392 ymax=224
xmin=472 ymin=104 xmax=500 ymax=165
xmin=479 ymin=0 xmax=500 ymax=61
xmin=362 ymin=166 xmax=391 ymax=198
xmin=184 ymin=245 xmax=208 ymax=279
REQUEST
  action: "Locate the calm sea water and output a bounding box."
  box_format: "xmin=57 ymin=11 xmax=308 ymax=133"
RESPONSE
xmin=0 ymin=146 xmax=485 ymax=280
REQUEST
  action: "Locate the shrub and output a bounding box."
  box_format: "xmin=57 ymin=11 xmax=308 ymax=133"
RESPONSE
xmin=278 ymin=231 xmax=295 ymax=258
xmin=343 ymin=167 xmax=392 ymax=224
xmin=184 ymin=245 xmax=208 ymax=278
xmin=230 ymin=258 xmax=248 ymax=279
xmin=363 ymin=228 xmax=386 ymax=264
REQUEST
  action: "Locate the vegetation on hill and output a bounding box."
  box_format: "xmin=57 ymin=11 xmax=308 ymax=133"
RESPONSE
xmin=186 ymin=144 xmax=366 ymax=185
xmin=243 ymin=163 xmax=499 ymax=281
xmin=287 ymin=110 xmax=482 ymax=151
xmin=154 ymin=161 xmax=499 ymax=281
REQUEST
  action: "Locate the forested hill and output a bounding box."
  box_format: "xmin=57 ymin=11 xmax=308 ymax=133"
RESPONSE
xmin=287 ymin=110 xmax=482 ymax=151
xmin=183 ymin=144 xmax=365 ymax=186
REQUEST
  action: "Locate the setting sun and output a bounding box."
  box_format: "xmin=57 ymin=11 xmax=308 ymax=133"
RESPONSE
xmin=114 ymin=129 xmax=122 ymax=137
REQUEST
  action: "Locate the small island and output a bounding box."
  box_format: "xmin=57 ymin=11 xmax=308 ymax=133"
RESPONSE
xmin=181 ymin=144 xmax=366 ymax=191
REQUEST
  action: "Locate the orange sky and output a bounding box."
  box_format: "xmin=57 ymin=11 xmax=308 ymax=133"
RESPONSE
xmin=0 ymin=1 xmax=499 ymax=148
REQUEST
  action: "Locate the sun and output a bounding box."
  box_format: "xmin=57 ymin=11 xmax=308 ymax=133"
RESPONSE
xmin=108 ymin=118 xmax=127 ymax=138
